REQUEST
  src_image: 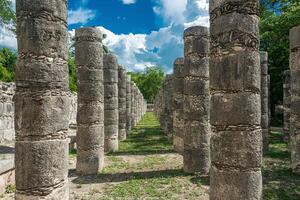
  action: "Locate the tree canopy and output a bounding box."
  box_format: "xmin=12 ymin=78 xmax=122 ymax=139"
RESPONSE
xmin=129 ymin=67 xmax=165 ymax=103
xmin=0 ymin=0 xmax=16 ymax=30
xmin=259 ymin=0 xmax=300 ymax=124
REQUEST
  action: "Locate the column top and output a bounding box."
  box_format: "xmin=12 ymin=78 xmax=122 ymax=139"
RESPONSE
xmin=290 ymin=25 xmax=300 ymax=50
xmin=184 ymin=26 xmax=209 ymax=38
xmin=75 ymin=27 xmax=102 ymax=42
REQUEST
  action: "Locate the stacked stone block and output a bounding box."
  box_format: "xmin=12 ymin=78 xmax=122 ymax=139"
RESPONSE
xmin=118 ymin=66 xmax=127 ymax=140
xmin=131 ymin=82 xmax=136 ymax=128
xmin=209 ymin=0 xmax=262 ymax=199
xmin=0 ymin=83 xmax=15 ymax=142
xmin=104 ymin=53 xmax=119 ymax=152
xmin=15 ymin=0 xmax=70 ymax=198
xmin=261 ymin=52 xmax=269 ymax=153
xmin=173 ymin=58 xmax=185 ymax=154
xmin=283 ymin=70 xmax=291 ymax=142
xmin=290 ymin=25 xmax=300 ymax=174
xmin=75 ymin=27 xmax=104 ymax=175
xmin=126 ymin=74 xmax=132 ymax=134
xmin=165 ymin=75 xmax=174 ymax=141
xmin=183 ymin=26 xmax=211 ymax=174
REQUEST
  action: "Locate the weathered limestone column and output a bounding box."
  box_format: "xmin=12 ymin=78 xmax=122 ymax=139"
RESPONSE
xmin=209 ymin=0 xmax=262 ymax=199
xmin=173 ymin=58 xmax=185 ymax=154
xmin=183 ymin=26 xmax=210 ymax=174
xmin=104 ymin=53 xmax=119 ymax=152
xmin=75 ymin=27 xmax=104 ymax=175
xmin=126 ymin=74 xmax=132 ymax=134
xmin=118 ymin=66 xmax=127 ymax=140
xmin=261 ymin=52 xmax=269 ymax=153
xmin=290 ymin=25 xmax=300 ymax=174
xmin=166 ymin=75 xmax=174 ymax=140
xmin=15 ymin=0 xmax=70 ymax=198
xmin=131 ymin=82 xmax=136 ymax=128
xmin=283 ymin=70 xmax=291 ymax=142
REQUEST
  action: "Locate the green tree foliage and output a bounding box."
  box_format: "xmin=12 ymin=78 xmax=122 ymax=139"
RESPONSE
xmin=260 ymin=0 xmax=300 ymax=124
xmin=68 ymin=56 xmax=77 ymax=92
xmin=0 ymin=0 xmax=16 ymax=30
xmin=130 ymin=67 xmax=165 ymax=103
xmin=0 ymin=48 xmax=16 ymax=82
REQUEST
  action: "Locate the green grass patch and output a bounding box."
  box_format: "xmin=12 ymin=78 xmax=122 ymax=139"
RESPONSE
xmin=263 ymin=131 xmax=300 ymax=200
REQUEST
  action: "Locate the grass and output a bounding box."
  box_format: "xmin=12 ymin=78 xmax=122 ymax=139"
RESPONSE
xmin=263 ymin=131 xmax=300 ymax=200
xmin=68 ymin=112 xmax=299 ymax=199
xmin=98 ymin=112 xmax=207 ymax=199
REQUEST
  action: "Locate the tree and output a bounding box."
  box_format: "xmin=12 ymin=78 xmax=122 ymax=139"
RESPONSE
xmin=260 ymin=0 xmax=300 ymax=125
xmin=130 ymin=67 xmax=165 ymax=103
xmin=0 ymin=48 xmax=16 ymax=82
xmin=0 ymin=0 xmax=16 ymax=30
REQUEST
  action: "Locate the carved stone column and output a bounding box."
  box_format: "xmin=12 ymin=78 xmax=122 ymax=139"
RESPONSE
xmin=261 ymin=52 xmax=269 ymax=153
xmin=15 ymin=0 xmax=70 ymax=198
xmin=183 ymin=26 xmax=210 ymax=174
xmin=75 ymin=27 xmax=104 ymax=175
xmin=126 ymin=74 xmax=132 ymax=134
xmin=209 ymin=0 xmax=262 ymax=199
xmin=118 ymin=66 xmax=127 ymax=140
xmin=173 ymin=58 xmax=185 ymax=154
xmin=290 ymin=25 xmax=300 ymax=174
xmin=104 ymin=53 xmax=119 ymax=152
xmin=283 ymin=70 xmax=291 ymax=142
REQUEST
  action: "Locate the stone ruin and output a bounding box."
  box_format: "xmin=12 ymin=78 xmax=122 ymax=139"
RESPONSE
xmin=0 ymin=0 xmax=299 ymax=199
xmin=290 ymin=25 xmax=300 ymax=174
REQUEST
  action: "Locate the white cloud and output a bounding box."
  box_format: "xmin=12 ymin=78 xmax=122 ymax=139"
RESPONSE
xmin=68 ymin=8 xmax=96 ymax=25
xmin=0 ymin=26 xmax=17 ymax=50
xmin=121 ymin=0 xmax=137 ymax=5
xmin=155 ymin=0 xmax=188 ymax=24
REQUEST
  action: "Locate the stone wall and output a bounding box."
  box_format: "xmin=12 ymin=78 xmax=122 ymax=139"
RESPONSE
xmin=0 ymin=82 xmax=15 ymax=142
xmin=0 ymin=82 xmax=78 ymax=143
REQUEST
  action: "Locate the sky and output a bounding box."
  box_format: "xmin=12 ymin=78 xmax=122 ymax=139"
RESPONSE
xmin=0 ymin=0 xmax=209 ymax=73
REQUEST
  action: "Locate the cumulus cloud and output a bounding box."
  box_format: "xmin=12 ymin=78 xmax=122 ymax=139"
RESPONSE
xmin=0 ymin=0 xmax=210 ymax=73
xmin=68 ymin=8 xmax=96 ymax=25
xmin=0 ymin=26 xmax=17 ymax=50
xmin=121 ymin=0 xmax=137 ymax=4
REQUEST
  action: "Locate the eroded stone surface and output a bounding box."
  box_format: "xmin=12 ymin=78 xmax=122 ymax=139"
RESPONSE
xmin=118 ymin=66 xmax=127 ymax=141
xmin=183 ymin=26 xmax=211 ymax=174
xmin=15 ymin=0 xmax=70 ymax=198
xmin=104 ymin=53 xmax=119 ymax=152
xmin=75 ymin=27 xmax=104 ymax=175
xmin=209 ymin=0 xmax=262 ymax=199
xmin=290 ymin=25 xmax=300 ymax=174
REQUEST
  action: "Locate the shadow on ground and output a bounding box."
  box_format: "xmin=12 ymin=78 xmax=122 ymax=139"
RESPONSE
xmin=71 ymin=169 xmax=187 ymax=184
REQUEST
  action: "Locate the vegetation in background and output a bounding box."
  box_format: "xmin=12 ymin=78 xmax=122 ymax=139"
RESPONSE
xmin=129 ymin=67 xmax=165 ymax=103
xmin=68 ymin=57 xmax=77 ymax=92
xmin=0 ymin=48 xmax=16 ymax=82
xmin=260 ymin=0 xmax=300 ymax=125
xmin=0 ymin=0 xmax=15 ymax=31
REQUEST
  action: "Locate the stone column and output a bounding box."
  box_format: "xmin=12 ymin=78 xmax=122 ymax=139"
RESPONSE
xmin=209 ymin=0 xmax=262 ymax=199
xmin=166 ymin=75 xmax=174 ymax=141
xmin=290 ymin=25 xmax=300 ymax=174
xmin=261 ymin=52 xmax=269 ymax=153
xmin=283 ymin=70 xmax=291 ymax=142
xmin=183 ymin=26 xmax=210 ymax=174
xmin=131 ymin=82 xmax=136 ymax=128
xmin=126 ymin=74 xmax=132 ymax=134
xmin=15 ymin=0 xmax=70 ymax=198
xmin=104 ymin=53 xmax=119 ymax=152
xmin=75 ymin=27 xmax=104 ymax=175
xmin=173 ymin=58 xmax=185 ymax=154
xmin=118 ymin=66 xmax=127 ymax=140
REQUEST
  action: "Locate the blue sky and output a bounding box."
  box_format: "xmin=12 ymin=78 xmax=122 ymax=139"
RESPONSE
xmin=0 ymin=0 xmax=209 ymax=73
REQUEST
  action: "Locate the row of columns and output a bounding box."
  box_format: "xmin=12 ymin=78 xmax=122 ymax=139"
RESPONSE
xmin=15 ymin=3 xmax=147 ymax=198
xmin=282 ymin=25 xmax=300 ymax=175
xmin=76 ymin=27 xmax=147 ymax=175
xmin=154 ymin=1 xmax=268 ymax=197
